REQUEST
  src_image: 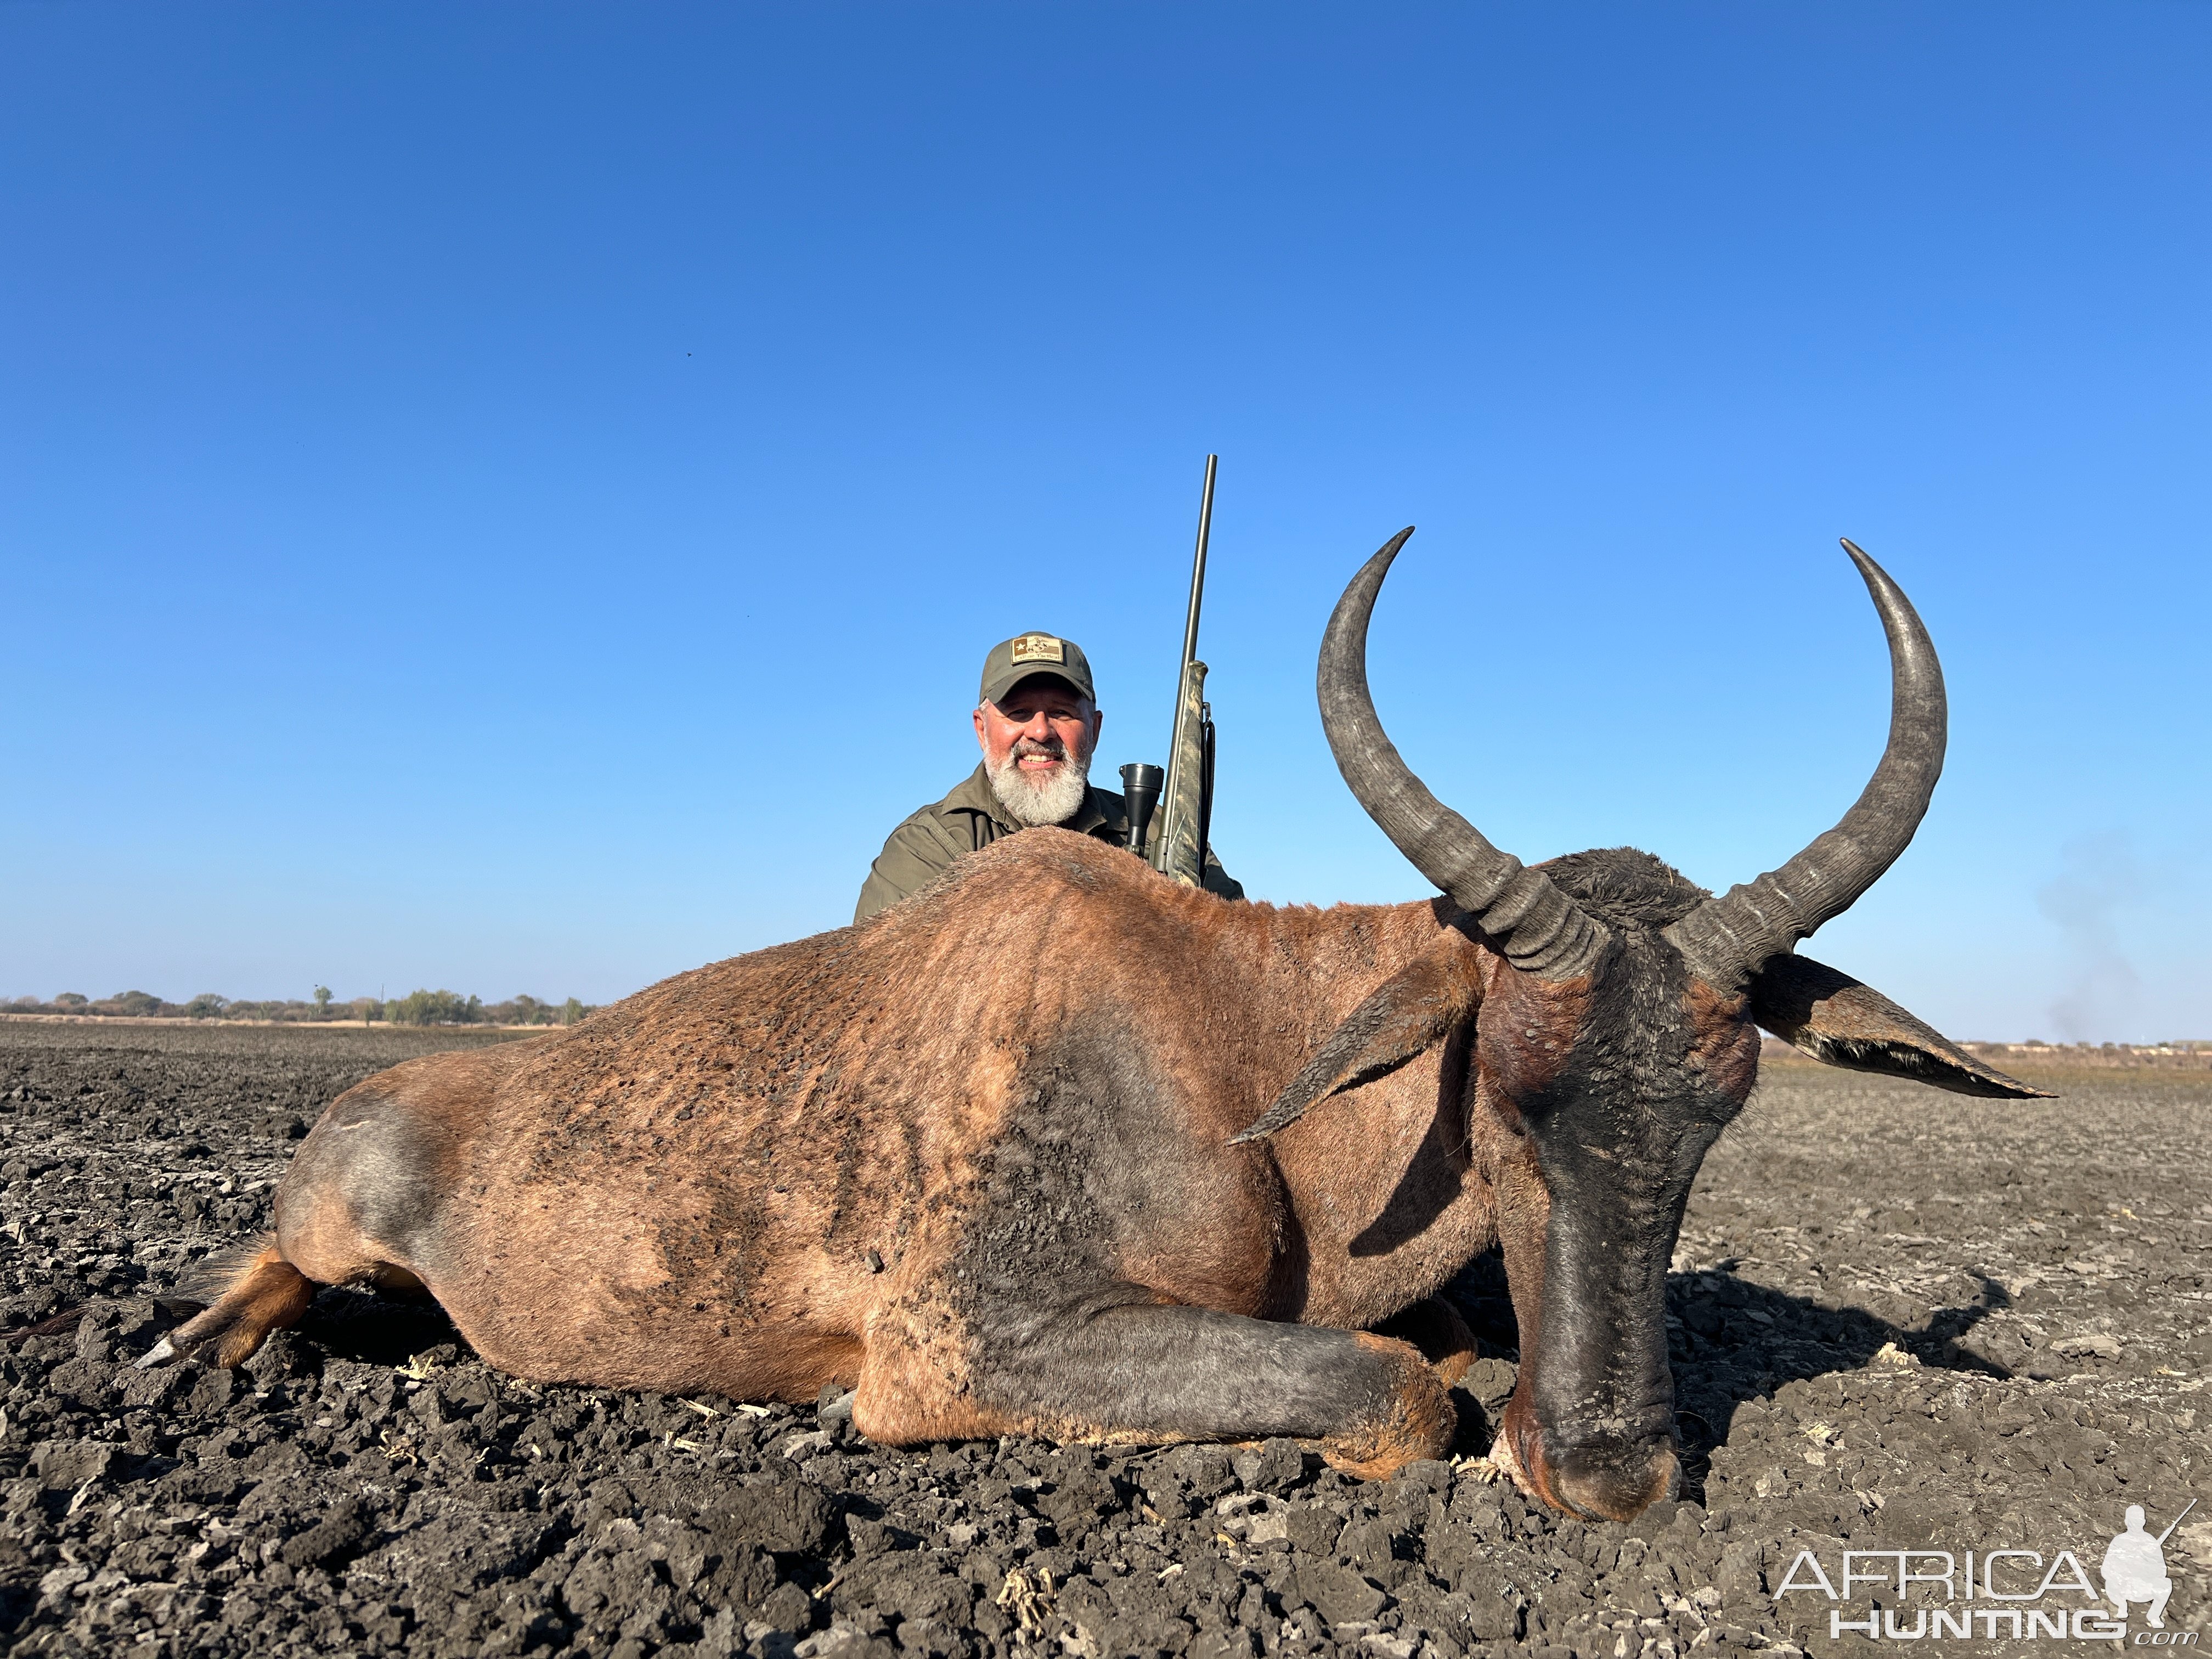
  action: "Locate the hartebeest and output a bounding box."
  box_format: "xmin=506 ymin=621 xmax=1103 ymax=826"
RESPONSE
xmin=149 ymin=532 xmax=2041 ymax=1521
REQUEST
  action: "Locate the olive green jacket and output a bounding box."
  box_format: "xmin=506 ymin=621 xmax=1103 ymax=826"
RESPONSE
xmin=854 ymin=763 xmax=1244 ymax=923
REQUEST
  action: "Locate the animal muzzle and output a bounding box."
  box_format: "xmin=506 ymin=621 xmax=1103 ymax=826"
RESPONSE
xmin=1496 ymin=1393 xmax=1681 ymax=1521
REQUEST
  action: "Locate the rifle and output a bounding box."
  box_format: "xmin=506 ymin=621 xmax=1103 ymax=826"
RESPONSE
xmin=2155 ymin=1498 xmax=2197 ymax=1547
xmin=1119 ymin=455 xmax=1217 ymax=887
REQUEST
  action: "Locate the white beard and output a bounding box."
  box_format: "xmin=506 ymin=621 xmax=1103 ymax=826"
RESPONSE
xmin=986 ymin=743 xmax=1093 ymax=827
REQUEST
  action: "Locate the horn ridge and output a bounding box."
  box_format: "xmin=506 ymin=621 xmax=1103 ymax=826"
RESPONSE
xmin=1318 ymin=529 xmax=1608 ymax=979
xmin=1663 ymin=538 xmax=1948 ymax=991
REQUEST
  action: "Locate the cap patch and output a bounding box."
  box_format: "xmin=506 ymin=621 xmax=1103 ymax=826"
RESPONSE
xmin=1009 ymin=633 xmax=1066 ymax=666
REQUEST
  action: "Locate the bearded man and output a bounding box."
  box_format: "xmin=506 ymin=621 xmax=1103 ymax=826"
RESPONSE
xmin=854 ymin=631 xmax=1243 ymax=923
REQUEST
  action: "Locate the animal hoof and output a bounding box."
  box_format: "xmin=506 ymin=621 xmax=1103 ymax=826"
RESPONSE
xmin=134 ymin=1337 xmax=177 ymax=1370
xmin=1323 ymin=1334 xmax=1457 ymax=1479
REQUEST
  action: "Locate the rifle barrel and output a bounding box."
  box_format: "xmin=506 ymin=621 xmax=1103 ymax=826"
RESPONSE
xmin=2156 ymin=1498 xmax=2197 ymax=1545
xmin=1181 ymin=454 xmax=1217 ymax=669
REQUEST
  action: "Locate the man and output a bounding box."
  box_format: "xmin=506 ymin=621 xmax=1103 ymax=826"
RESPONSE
xmin=855 ymin=631 xmax=1242 ymax=923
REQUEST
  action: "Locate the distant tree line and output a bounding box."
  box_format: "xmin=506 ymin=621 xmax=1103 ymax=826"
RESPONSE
xmin=1 ymin=989 xmax=595 ymax=1027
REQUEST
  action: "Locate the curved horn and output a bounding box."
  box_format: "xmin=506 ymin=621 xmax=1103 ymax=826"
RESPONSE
xmin=1319 ymin=530 xmax=1608 ymax=979
xmin=1663 ymin=539 xmax=1946 ymax=992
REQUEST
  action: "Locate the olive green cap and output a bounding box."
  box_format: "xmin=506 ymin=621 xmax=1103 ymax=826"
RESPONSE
xmin=979 ymin=632 xmax=1096 ymax=707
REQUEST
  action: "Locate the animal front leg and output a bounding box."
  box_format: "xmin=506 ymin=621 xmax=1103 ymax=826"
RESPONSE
xmin=855 ymin=1294 xmax=1454 ymax=1479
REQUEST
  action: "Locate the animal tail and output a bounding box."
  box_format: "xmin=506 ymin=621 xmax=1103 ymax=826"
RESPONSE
xmin=159 ymin=1232 xmax=271 ymax=1310
xmin=138 ymin=1232 xmax=315 ymax=1370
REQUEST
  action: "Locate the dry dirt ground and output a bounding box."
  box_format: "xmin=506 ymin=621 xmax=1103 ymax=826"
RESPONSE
xmin=2 ymin=1021 xmax=2208 ymax=1658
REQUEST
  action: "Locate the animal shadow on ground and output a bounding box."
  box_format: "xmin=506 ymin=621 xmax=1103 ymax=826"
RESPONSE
xmin=289 ymin=1285 xmax=464 ymax=1370
xmin=1664 ymin=1268 xmax=2013 ymax=1503
xmin=1445 ymin=1249 xmax=2014 ymax=1504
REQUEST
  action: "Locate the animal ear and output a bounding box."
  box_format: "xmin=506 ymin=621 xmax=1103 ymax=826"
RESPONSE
xmin=1232 ymin=945 xmax=1482 ymax=1143
xmin=1747 ymin=955 xmax=2053 ymax=1099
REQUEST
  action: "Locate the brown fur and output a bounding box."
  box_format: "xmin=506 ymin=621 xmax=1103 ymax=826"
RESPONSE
xmin=166 ymin=828 xmax=1999 ymax=1507
xmin=170 ymin=838 xmax=1481 ymax=1472
xmin=165 ymin=1244 xmax=317 ymax=1368
xmin=1319 ymin=1334 xmax=1457 ymax=1478
xmin=1374 ymin=1296 xmax=1479 ymax=1390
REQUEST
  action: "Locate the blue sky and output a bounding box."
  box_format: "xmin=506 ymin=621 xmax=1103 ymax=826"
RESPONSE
xmin=4 ymin=4 xmax=2205 ymax=1041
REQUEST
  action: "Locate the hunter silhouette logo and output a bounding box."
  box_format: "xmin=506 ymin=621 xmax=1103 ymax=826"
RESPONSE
xmin=1776 ymin=1498 xmax=2200 ymax=1643
xmin=2105 ymin=1501 xmax=2194 ymax=1630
